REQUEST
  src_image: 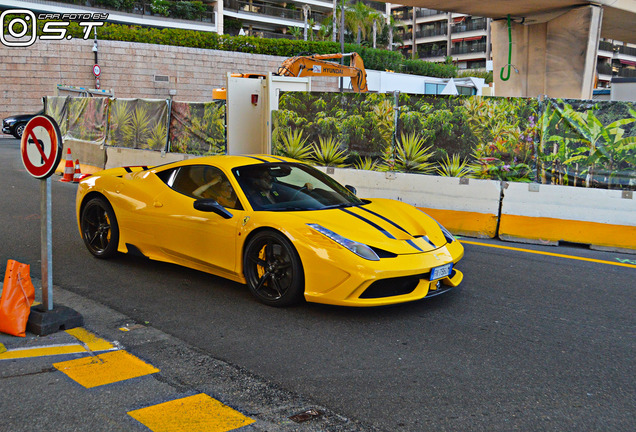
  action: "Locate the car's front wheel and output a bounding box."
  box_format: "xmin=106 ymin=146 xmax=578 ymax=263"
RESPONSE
xmin=80 ymin=197 xmax=120 ymax=258
xmin=243 ymin=230 xmax=304 ymax=306
xmin=13 ymin=123 xmax=26 ymax=139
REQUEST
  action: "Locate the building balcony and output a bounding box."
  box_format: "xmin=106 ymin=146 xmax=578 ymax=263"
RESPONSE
xmin=224 ymin=0 xmax=327 ymax=24
xmin=452 ymin=18 xmax=487 ymax=34
xmin=31 ymin=0 xmax=217 ymax=23
xmin=451 ymin=42 xmax=487 ymax=55
xmin=415 ymin=28 xmax=447 ymax=39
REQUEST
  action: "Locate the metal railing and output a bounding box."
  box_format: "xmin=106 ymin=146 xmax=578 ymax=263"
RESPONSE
xmin=415 ymin=28 xmax=447 ymax=39
xmin=597 ymin=63 xmax=613 ymax=75
xmin=30 ymin=0 xmax=216 ymax=23
xmin=617 ymin=45 xmax=636 ymax=57
xmin=452 ymin=18 xmax=487 ymax=34
xmin=451 ymin=42 xmax=487 ymax=55
xmin=418 ymin=48 xmax=447 ymax=58
xmin=224 ymin=0 xmax=326 ymax=23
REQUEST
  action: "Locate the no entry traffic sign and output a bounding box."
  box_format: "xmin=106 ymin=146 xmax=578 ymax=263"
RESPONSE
xmin=20 ymin=115 xmax=63 ymax=179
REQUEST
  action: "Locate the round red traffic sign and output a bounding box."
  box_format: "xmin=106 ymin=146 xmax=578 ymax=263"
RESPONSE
xmin=20 ymin=115 xmax=63 ymax=179
xmin=93 ymin=64 xmax=101 ymax=77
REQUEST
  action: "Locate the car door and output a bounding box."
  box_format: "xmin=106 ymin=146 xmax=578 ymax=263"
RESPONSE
xmin=138 ymin=164 xmax=245 ymax=279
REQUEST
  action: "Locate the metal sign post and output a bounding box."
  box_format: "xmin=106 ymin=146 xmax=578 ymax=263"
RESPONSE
xmin=41 ymin=177 xmax=53 ymax=311
xmin=21 ymin=114 xmax=83 ymax=335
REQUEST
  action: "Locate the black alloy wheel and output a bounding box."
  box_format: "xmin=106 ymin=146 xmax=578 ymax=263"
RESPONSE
xmin=243 ymin=230 xmax=304 ymax=306
xmin=80 ymin=197 xmax=120 ymax=258
xmin=14 ymin=123 xmax=26 ymax=139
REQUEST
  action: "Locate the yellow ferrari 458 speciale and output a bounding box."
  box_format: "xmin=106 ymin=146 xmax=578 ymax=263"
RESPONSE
xmin=76 ymin=155 xmax=464 ymax=307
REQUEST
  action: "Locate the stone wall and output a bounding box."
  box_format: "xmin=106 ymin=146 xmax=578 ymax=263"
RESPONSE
xmin=0 ymin=39 xmax=338 ymax=125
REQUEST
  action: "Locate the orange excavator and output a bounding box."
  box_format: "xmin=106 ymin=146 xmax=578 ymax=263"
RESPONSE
xmin=212 ymin=52 xmax=368 ymax=99
xmin=277 ymin=52 xmax=368 ymax=92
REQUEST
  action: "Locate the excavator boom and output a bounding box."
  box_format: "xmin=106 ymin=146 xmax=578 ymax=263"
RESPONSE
xmin=277 ymin=53 xmax=368 ymax=92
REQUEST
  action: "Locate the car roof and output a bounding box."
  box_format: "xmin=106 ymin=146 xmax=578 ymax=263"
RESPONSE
xmin=160 ymin=154 xmax=299 ymax=171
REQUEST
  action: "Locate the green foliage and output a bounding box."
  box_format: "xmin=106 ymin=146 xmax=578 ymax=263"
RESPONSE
xmin=353 ymin=156 xmax=380 ymax=171
xmin=437 ymin=154 xmax=472 ymax=177
xmin=34 ymin=21 xmax=456 ymax=80
xmin=311 ymin=136 xmax=348 ymax=167
xmin=275 ymin=129 xmax=313 ymax=161
xmin=393 ymin=133 xmax=435 ymax=173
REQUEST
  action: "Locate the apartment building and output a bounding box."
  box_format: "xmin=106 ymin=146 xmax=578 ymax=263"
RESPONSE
xmin=391 ymin=6 xmax=491 ymax=72
xmin=596 ymin=39 xmax=636 ymax=88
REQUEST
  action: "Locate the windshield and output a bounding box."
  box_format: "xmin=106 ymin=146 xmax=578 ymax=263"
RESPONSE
xmin=233 ymin=163 xmax=363 ymax=211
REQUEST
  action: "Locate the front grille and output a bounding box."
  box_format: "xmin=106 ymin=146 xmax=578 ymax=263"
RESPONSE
xmin=359 ymin=276 xmax=420 ymax=299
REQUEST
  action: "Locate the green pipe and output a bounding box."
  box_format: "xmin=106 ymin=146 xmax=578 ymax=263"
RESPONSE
xmin=500 ymin=14 xmax=512 ymax=81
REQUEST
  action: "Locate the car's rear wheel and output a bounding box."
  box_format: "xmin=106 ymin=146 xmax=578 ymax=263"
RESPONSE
xmin=243 ymin=230 xmax=304 ymax=306
xmin=80 ymin=197 xmax=119 ymax=258
xmin=13 ymin=123 xmax=26 ymax=139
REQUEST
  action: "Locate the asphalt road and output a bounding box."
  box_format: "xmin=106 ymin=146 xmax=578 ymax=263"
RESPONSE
xmin=1 ymin=138 xmax=634 ymax=431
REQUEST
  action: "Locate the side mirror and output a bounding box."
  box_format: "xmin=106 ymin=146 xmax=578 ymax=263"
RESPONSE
xmin=345 ymin=185 xmax=357 ymax=196
xmin=194 ymin=199 xmax=233 ymax=219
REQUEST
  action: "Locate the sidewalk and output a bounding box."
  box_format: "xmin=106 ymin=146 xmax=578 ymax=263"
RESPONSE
xmin=0 ymin=281 xmax=376 ymax=432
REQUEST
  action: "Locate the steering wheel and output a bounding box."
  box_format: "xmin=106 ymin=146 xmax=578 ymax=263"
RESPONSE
xmin=290 ymin=186 xmax=308 ymax=201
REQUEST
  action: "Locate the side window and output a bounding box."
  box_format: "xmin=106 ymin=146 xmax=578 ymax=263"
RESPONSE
xmin=161 ymin=165 xmax=242 ymax=210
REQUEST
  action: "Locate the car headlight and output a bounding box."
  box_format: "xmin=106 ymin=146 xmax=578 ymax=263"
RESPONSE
xmin=438 ymin=223 xmax=456 ymax=243
xmin=308 ymin=223 xmax=380 ymax=261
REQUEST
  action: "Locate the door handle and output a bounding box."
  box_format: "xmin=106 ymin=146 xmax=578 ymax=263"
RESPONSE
xmin=153 ymin=201 xmax=163 ymax=208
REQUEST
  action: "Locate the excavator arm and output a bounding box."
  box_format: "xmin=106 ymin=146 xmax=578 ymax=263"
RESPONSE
xmin=277 ymin=53 xmax=368 ymax=92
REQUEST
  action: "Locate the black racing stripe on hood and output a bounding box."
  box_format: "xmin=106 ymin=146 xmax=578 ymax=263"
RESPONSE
xmin=406 ymin=239 xmax=424 ymax=252
xmin=340 ymin=208 xmax=396 ymax=239
xmin=358 ymin=206 xmax=413 ymax=237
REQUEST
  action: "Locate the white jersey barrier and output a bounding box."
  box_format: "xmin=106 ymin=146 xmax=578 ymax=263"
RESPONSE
xmin=500 ymin=182 xmax=636 ymax=251
xmin=318 ymin=167 xmax=502 ymax=239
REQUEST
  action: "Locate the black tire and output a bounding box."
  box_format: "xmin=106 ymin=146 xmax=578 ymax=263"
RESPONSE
xmin=13 ymin=123 xmax=26 ymax=139
xmin=80 ymin=197 xmax=120 ymax=259
xmin=243 ymin=230 xmax=304 ymax=307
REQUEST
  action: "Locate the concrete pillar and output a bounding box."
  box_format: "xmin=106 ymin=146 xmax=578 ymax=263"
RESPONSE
xmin=214 ymin=0 xmax=224 ymax=35
xmin=492 ymin=5 xmax=603 ymax=99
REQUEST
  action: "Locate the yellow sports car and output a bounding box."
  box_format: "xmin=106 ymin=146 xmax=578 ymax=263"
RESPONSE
xmin=76 ymin=155 xmax=464 ymax=307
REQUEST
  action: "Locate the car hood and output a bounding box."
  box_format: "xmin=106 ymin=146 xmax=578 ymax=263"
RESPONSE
xmin=287 ymin=199 xmax=449 ymax=255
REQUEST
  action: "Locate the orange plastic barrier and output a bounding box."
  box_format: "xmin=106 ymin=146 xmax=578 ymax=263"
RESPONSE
xmin=0 ymin=260 xmax=36 ymax=337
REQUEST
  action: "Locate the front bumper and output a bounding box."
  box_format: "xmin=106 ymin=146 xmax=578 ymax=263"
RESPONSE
xmin=301 ymin=240 xmax=465 ymax=307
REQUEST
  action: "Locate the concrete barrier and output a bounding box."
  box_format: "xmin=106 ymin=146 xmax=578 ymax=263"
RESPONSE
xmin=318 ymin=167 xmax=502 ymax=238
xmin=499 ymin=182 xmax=636 ymax=251
xmin=104 ymin=147 xmax=190 ymax=169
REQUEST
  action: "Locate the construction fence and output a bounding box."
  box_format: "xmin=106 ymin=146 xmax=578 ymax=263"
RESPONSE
xmin=272 ymin=93 xmax=636 ymax=190
xmin=44 ymin=96 xmax=226 ymax=155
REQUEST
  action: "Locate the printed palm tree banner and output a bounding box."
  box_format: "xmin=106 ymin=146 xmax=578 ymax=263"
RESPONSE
xmin=44 ymin=96 xmax=69 ymax=137
xmin=272 ymin=91 xmax=393 ymax=167
xmin=106 ymin=99 xmax=169 ymax=150
xmin=66 ymin=97 xmax=110 ymax=145
xmin=540 ymin=98 xmax=636 ymax=190
xmin=400 ymin=95 xmax=540 ymax=181
xmin=169 ymin=101 xmax=226 ymax=155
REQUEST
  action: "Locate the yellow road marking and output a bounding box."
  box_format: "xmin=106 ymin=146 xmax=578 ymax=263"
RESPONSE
xmin=66 ymin=327 xmax=116 ymax=351
xmin=0 ymin=328 xmax=116 ymax=360
xmin=128 ymin=393 xmax=256 ymax=432
xmin=462 ymin=240 xmax=636 ymax=269
xmin=53 ymin=350 xmax=159 ymax=388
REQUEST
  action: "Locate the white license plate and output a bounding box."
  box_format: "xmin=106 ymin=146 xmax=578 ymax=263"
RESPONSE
xmin=430 ymin=263 xmax=452 ymax=280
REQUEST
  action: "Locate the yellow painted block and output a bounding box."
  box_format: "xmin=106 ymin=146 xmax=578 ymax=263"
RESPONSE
xmin=499 ymin=214 xmax=636 ymax=250
xmin=0 ymin=344 xmax=88 ymax=360
xmin=418 ymin=207 xmax=498 ymax=238
xmin=53 ymin=350 xmax=159 ymax=388
xmin=128 ymin=393 xmax=256 ymax=432
xmin=65 ymin=328 xmax=115 ymax=351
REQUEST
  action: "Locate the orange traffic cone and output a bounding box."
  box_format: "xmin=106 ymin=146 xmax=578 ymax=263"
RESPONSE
xmin=60 ymin=148 xmax=74 ymax=182
xmin=73 ymin=159 xmax=82 ymax=182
